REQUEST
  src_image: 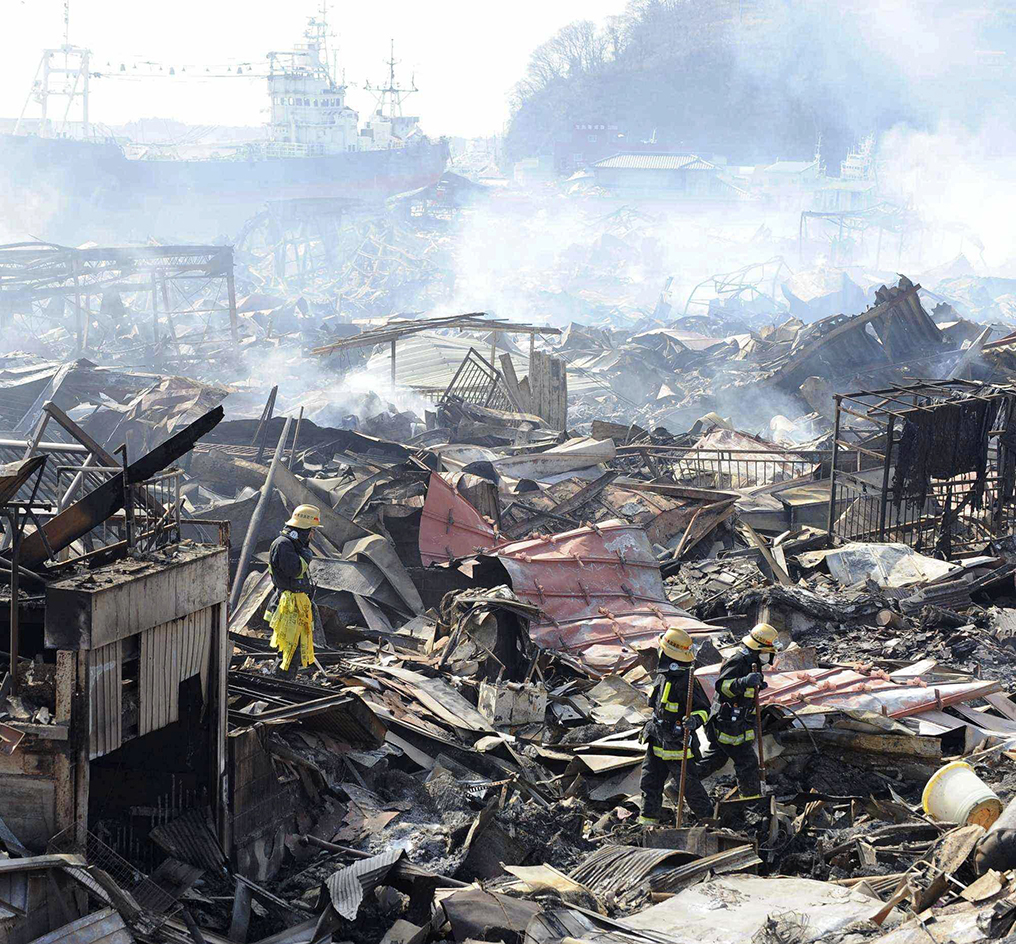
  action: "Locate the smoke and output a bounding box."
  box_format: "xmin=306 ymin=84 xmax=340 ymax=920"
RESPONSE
xmin=226 ymin=344 xmax=432 ymax=430
xmin=878 ymin=113 xmax=1016 ymax=270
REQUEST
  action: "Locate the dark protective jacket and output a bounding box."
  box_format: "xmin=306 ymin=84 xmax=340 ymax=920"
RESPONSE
xmin=267 ymin=529 xmax=314 ymax=611
xmin=709 ymin=644 xmax=764 ymax=747
xmin=647 ymin=658 xmax=711 ymax=761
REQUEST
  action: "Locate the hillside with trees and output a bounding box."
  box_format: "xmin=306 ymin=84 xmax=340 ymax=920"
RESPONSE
xmin=506 ymin=0 xmax=1013 ymax=169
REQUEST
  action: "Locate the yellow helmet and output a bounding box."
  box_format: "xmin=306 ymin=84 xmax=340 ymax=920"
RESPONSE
xmin=743 ymin=623 xmax=779 ymax=653
xmin=286 ymin=504 xmax=321 ymax=529
xmin=659 ymin=627 xmax=695 ymax=663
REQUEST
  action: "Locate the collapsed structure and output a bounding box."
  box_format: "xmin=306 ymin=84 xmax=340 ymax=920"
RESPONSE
xmin=5 ymin=177 xmax=1016 ymax=944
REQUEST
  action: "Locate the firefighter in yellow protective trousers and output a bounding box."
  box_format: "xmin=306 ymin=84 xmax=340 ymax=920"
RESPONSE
xmin=265 ymin=504 xmax=320 ymax=677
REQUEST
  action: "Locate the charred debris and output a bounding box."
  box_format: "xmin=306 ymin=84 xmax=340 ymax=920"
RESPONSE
xmin=8 ymin=193 xmax=1016 ymax=944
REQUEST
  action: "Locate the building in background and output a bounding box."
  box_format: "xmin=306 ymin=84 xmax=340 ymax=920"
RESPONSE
xmin=591 ymin=153 xmax=746 ymax=201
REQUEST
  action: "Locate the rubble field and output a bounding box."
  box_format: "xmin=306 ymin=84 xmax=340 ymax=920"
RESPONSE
xmin=5 ymin=181 xmax=1016 ymax=944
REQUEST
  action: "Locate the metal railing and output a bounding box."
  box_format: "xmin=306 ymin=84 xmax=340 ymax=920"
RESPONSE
xmin=610 ymin=447 xmax=829 ymax=490
xmin=55 ymin=466 xmax=183 ymax=556
xmin=440 ymin=347 xmax=521 ymax=413
xmin=48 ymin=825 xmax=179 ymax=930
xmin=828 ymin=381 xmax=1016 ymax=556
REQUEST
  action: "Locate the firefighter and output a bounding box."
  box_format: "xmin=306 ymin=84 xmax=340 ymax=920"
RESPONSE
xmin=265 ymin=504 xmax=320 ymax=677
xmin=696 ymin=623 xmax=779 ymax=800
xmin=638 ymin=627 xmax=713 ymax=825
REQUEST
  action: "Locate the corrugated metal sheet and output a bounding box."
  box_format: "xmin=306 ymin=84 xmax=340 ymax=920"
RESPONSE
xmin=325 ymin=849 xmax=403 ymax=920
xmin=26 ymin=908 xmax=133 ymax=944
xmin=419 ymin=472 xmax=498 ymax=566
xmin=88 ymin=640 xmax=122 ymax=760
xmin=419 ymin=482 xmax=715 ymax=674
xmin=593 ymin=153 xmax=712 ymax=171
xmin=139 ymin=606 xmax=213 ymax=737
xmin=228 ymin=727 xmax=295 ymax=863
xmin=149 ymin=809 xmax=226 ymax=872
xmin=570 ymin=844 xmax=693 ymax=897
xmin=696 ymin=662 xmax=1000 ymax=721
xmin=497 ymin=520 xmax=715 ymax=676
xmin=364 ymin=333 xmax=529 ymax=393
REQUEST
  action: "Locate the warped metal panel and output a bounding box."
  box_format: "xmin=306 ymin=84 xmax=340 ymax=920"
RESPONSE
xmin=418 ymin=472 xmax=497 ymax=566
xmin=696 ymin=662 xmax=1000 ymax=720
xmin=88 ymin=640 xmax=122 ymax=760
xmin=26 ymin=908 xmax=133 ymax=944
xmin=15 ymin=405 xmax=223 ymax=568
xmin=496 ymin=519 xmax=715 ymax=677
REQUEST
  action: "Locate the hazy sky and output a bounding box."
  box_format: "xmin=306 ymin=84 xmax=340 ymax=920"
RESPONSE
xmin=0 ymin=0 xmax=628 ymax=137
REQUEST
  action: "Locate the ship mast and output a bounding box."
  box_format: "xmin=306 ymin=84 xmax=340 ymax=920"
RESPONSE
xmin=364 ymin=40 xmax=417 ymax=119
xmin=15 ymin=0 xmax=91 ymax=138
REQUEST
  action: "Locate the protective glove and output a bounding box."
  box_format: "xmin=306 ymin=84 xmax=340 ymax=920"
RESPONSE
xmin=743 ymin=671 xmax=764 ymax=691
xmin=684 ymin=713 xmax=703 ymax=732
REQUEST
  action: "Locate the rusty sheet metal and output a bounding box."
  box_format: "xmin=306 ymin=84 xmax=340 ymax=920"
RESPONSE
xmin=696 ymin=662 xmax=999 ymax=719
xmin=496 ymin=520 xmax=715 ymax=676
xmin=419 ymin=472 xmax=498 ymax=566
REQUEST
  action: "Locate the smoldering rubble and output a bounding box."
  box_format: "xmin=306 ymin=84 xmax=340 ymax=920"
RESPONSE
xmin=9 ymin=178 xmax=1016 ymax=944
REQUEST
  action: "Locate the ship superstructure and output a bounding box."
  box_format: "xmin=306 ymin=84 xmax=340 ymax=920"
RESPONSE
xmin=0 ymin=8 xmax=448 ymax=242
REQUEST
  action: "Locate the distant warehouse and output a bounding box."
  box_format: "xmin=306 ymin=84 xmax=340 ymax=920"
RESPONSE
xmin=591 ymin=152 xmax=747 ymax=201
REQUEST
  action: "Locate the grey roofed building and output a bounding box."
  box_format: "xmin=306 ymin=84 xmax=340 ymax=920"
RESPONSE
xmin=591 ymin=152 xmax=746 ymax=200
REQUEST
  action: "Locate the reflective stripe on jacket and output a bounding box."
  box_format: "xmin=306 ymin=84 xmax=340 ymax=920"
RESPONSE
xmin=710 ymin=645 xmax=763 ymax=743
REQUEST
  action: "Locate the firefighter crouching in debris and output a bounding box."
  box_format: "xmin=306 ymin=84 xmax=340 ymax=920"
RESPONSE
xmin=695 ymin=622 xmax=780 ymax=801
xmin=639 ymin=627 xmax=714 ymax=825
xmin=265 ymin=504 xmax=320 ymax=677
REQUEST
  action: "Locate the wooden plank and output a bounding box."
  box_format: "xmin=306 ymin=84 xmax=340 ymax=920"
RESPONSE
xmin=499 ymin=354 xmax=530 ymax=413
xmin=739 ymin=521 xmax=793 ymax=586
xmin=984 ymin=692 xmax=1016 ymax=723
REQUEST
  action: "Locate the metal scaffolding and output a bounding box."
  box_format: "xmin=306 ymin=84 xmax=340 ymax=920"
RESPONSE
xmin=828 ymin=380 xmax=1016 ymax=557
xmin=0 ymin=243 xmax=239 ymax=360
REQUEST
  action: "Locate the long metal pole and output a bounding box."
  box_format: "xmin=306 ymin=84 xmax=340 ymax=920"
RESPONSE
xmin=225 ymin=262 xmax=240 ymax=351
xmin=229 ymin=415 xmax=292 ymax=612
xmin=755 ymin=691 xmax=766 ymax=785
xmin=675 ymin=664 xmax=696 ymax=828
xmin=878 ymin=416 xmax=895 ymax=541
xmin=826 ymin=394 xmax=843 ymax=542
xmin=8 ymin=511 xmax=19 ymax=697
xmin=287 ymin=407 xmax=304 ymax=471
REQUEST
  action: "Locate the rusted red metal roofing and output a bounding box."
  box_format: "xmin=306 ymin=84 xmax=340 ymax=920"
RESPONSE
xmin=418 ymin=472 xmax=498 ymax=566
xmin=496 ymin=520 xmax=715 ymax=676
xmin=419 ymin=475 xmax=716 ymax=675
xmin=696 ymin=662 xmax=999 ymax=719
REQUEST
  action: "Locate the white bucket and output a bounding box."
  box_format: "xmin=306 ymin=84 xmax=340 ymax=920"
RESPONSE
xmin=922 ymin=761 xmax=1003 ymax=828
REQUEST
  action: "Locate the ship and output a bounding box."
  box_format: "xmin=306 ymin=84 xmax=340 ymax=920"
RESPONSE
xmin=0 ymin=15 xmax=448 ymax=244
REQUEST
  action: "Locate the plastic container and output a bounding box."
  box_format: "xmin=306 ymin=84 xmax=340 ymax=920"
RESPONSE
xmin=922 ymin=761 xmax=1003 ymax=828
